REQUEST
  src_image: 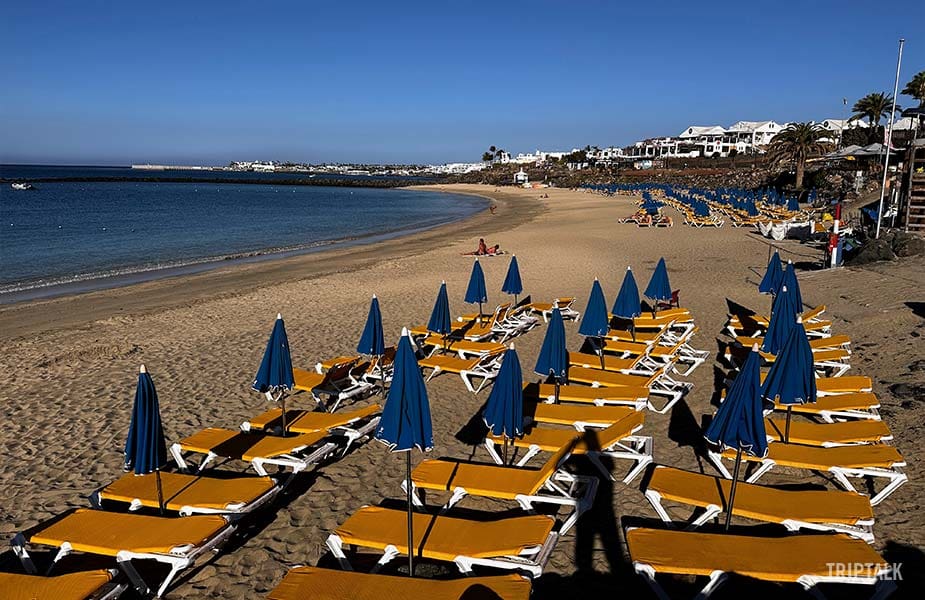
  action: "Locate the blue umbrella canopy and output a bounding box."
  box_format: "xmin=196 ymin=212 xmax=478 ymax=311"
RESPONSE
xmin=535 ymin=308 xmax=568 ymax=381
xmin=483 ymin=343 xmax=524 ymax=439
xmin=464 ymin=259 xmax=488 ymax=306
xmin=781 ymin=262 xmax=803 ymax=309
xmin=644 ymin=258 xmax=672 ymax=302
xmin=375 ymin=329 xmax=434 ymax=452
xmin=578 ymin=278 xmax=610 ymax=338
xmin=758 ymin=251 xmax=783 ymax=295
xmin=761 ymin=285 xmax=798 ymax=355
xmin=501 ymin=255 xmax=524 ymax=298
xmin=612 ymin=267 xmax=641 ymax=319
xmin=427 ymin=281 xmax=452 ymax=335
xmin=786 ymin=194 xmax=800 ymax=212
xmin=761 ymin=320 xmax=817 ymax=406
xmin=357 ymin=295 xmax=386 ymax=356
xmin=124 ymin=365 xmax=167 ymax=475
xmin=252 ymin=313 xmax=295 ymax=394
xmin=704 ymin=348 xmax=768 ymax=458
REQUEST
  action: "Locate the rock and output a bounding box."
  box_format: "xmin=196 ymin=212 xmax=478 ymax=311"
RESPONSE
xmin=848 ymin=238 xmax=895 ymax=265
xmin=908 ymin=360 xmax=925 ymax=373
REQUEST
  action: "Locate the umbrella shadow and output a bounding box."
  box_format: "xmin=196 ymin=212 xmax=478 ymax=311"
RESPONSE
xmin=725 ymin=298 xmax=756 ymax=320
xmin=668 ymin=399 xmax=707 ymax=472
xmin=882 ymin=539 xmax=925 ymax=598
xmin=454 ymin=400 xmax=490 ymax=454
xmin=906 ymin=302 xmax=925 ymax=319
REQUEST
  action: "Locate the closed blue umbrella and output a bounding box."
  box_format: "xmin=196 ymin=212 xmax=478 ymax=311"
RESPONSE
xmin=704 ymin=346 xmax=767 ymax=530
xmin=375 ymin=328 xmax=434 ymax=576
xmin=253 ymin=313 xmax=296 ymax=427
xmin=465 ymin=259 xmax=488 ymax=320
xmin=761 ymin=319 xmax=816 ymax=442
xmin=578 ymin=278 xmax=610 ymax=368
xmin=427 ymin=281 xmax=452 ymax=335
xmin=483 ymin=343 xmax=523 ymax=464
xmin=761 ymin=284 xmax=798 ymax=355
xmin=613 ymin=267 xmax=641 ymax=343
xmin=644 ymin=258 xmax=672 ymax=315
xmin=758 ymin=251 xmax=783 ymax=296
xmin=501 ymin=255 xmax=524 ymax=304
xmin=124 ymin=364 xmax=168 ymax=513
xmin=535 ymin=308 xmax=568 ymax=403
xmin=781 ymin=261 xmax=803 ymax=310
xmin=787 ymin=194 xmax=800 ymax=213
xmin=358 ymin=295 xmax=386 ymax=396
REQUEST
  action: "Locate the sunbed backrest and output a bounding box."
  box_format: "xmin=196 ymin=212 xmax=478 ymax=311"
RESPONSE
xmin=531 ymin=436 xmax=580 ymax=492
xmin=588 ymin=412 xmax=645 ymax=448
xmin=326 ymin=359 xmax=358 ymax=382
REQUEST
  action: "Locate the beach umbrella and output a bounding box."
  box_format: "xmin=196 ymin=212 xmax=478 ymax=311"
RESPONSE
xmin=613 ymin=267 xmax=642 ymax=342
xmin=579 ymin=278 xmax=610 ymax=369
xmin=358 ymin=295 xmax=386 ymax=396
xmin=482 ymin=343 xmax=523 ymax=464
xmin=787 ymin=194 xmax=800 ymax=213
xmin=535 ymin=308 xmax=568 ymax=403
xmin=781 ymin=261 xmax=803 ymax=310
xmin=501 ymin=255 xmax=524 ymax=304
xmin=758 ymin=251 xmax=783 ymax=297
xmin=761 ymin=285 xmax=798 ymax=356
xmin=428 ymin=281 xmax=452 ymax=350
xmin=761 ymin=318 xmax=816 ymax=442
xmin=253 ymin=313 xmax=295 ymax=429
xmin=644 ymin=258 xmax=672 ymax=316
xmin=704 ymin=346 xmax=767 ymax=530
xmin=465 ymin=259 xmax=488 ymax=321
xmin=124 ymin=364 xmax=168 ymax=514
xmin=375 ymin=328 xmax=433 ymax=576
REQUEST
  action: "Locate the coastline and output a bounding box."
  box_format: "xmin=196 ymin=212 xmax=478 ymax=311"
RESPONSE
xmin=0 ymin=184 xmax=543 ymax=340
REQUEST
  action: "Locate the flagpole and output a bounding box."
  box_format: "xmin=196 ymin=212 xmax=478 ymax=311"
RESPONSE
xmin=875 ymin=38 xmax=905 ymax=240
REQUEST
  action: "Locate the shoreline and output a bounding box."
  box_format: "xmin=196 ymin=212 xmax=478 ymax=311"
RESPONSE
xmin=0 ymin=184 xmax=544 ymax=340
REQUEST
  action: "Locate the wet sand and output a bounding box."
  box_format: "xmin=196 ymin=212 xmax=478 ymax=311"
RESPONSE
xmin=0 ymin=184 xmax=922 ymax=598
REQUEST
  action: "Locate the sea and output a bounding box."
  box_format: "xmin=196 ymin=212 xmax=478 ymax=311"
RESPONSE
xmin=0 ymin=165 xmax=484 ymax=302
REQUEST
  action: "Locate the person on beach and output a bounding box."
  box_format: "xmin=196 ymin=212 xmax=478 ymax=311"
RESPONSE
xmin=477 ymin=238 xmax=488 ymax=255
xmin=489 ymin=204 xmax=497 ymax=214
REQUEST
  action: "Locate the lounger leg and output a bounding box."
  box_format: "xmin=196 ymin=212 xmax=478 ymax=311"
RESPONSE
xmin=10 ymin=534 xmax=36 ymax=574
xmin=515 ymin=445 xmax=542 ymax=467
xmin=325 ymin=534 xmax=353 ymax=571
xmin=695 ymin=570 xmax=729 ymax=599
xmin=484 ymin=438 xmax=504 ymax=464
xmin=635 ymin=564 xmax=672 ymax=600
xmin=588 ymin=453 xmax=615 ymax=481
xmin=444 ymin=487 xmax=468 ymax=510
xmin=169 ymin=443 xmax=189 ymax=472
xmin=48 ymin=542 xmax=73 ymax=574
xmin=372 ymin=545 xmax=400 ymax=573
xmin=155 ymin=559 xmax=189 ymax=598
xmin=643 ymin=491 xmax=674 ymax=524
xmin=116 ymin=555 xmax=151 ymax=597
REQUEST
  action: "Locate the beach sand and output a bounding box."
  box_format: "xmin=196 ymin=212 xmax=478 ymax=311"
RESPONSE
xmin=1 ymin=184 xmax=922 ymax=598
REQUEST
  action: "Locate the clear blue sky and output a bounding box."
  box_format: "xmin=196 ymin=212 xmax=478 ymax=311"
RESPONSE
xmin=2 ymin=0 xmax=922 ymax=165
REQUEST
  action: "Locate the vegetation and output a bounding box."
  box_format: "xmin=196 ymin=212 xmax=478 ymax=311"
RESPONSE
xmin=851 ymin=92 xmax=899 ymax=142
xmin=902 ymin=71 xmax=925 ymax=108
xmin=768 ymin=122 xmax=830 ymax=190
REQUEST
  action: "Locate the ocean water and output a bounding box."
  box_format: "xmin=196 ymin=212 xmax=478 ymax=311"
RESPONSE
xmin=0 ymin=172 xmax=483 ymax=299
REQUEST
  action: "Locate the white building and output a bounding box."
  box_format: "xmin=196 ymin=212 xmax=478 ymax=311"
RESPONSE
xmin=514 ymin=169 xmax=529 ymax=184
xmin=678 ymin=125 xmax=727 ymax=157
xmin=817 ymin=118 xmax=868 ymax=144
xmin=724 ymin=121 xmax=782 ymax=152
xmin=429 ymin=162 xmax=487 ymax=174
xmin=511 ymin=149 xmax=574 ymax=165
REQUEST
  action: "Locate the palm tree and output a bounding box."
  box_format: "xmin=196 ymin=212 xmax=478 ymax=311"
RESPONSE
xmin=902 ymin=71 xmax=925 ymax=108
xmin=482 ymin=151 xmax=494 ymax=162
xmin=851 ymin=92 xmax=899 ymax=129
xmin=768 ymin=122 xmax=830 ymax=190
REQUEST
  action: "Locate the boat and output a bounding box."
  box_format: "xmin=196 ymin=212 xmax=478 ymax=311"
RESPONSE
xmin=11 ymin=182 xmax=35 ymax=190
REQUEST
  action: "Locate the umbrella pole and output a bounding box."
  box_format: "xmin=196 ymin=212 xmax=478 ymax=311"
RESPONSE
xmin=554 ymin=379 xmax=560 ymax=405
xmin=279 ymin=393 xmax=288 ymax=433
xmin=785 ymin=406 xmax=793 ymax=443
xmin=502 ymin=434 xmax=508 ymax=465
xmin=479 ymin=302 xmax=483 ymax=323
xmin=598 ymin=337 xmax=606 ymax=370
xmin=406 ymin=451 xmax=414 ymax=577
xmin=155 ymin=469 xmax=165 ymax=515
xmin=724 ymin=448 xmax=743 ymax=531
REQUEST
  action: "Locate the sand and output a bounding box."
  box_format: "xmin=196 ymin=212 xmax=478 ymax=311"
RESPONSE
xmin=0 ymin=184 xmax=922 ymax=598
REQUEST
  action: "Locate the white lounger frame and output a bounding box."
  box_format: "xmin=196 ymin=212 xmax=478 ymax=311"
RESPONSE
xmin=13 ymin=519 xmax=236 ymax=599
xmin=421 ymin=353 xmax=504 ymax=393
xmin=88 ymin=476 xmax=282 ymax=519
xmin=706 ymin=449 xmax=908 ymax=507
xmin=170 ymin=437 xmax=340 ymax=477
xmin=325 ymin=526 xmax=559 ymax=579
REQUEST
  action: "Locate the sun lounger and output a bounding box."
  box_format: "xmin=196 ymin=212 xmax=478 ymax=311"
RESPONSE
xmin=527 ymin=297 xmax=580 ymax=322
xmin=326 ymin=506 xmax=558 ymax=578
xmin=524 ymin=401 xmax=636 ymax=428
xmin=13 ymin=509 xmax=236 ymax=598
xmin=410 ymin=437 xmax=597 ymax=534
xmin=643 ymin=465 xmax=875 ymax=541
xmin=567 ymin=365 xmax=691 ymax=413
xmin=0 ymin=569 xmax=127 ymax=600
xmin=486 ymin=412 xmax=652 ymax=483
xmin=523 ymin=381 xmax=648 ymax=410
xmin=735 ymin=333 xmax=851 ymax=352
xmin=420 ymin=335 xmax=506 ymax=359
xmin=626 ymin=527 xmax=895 ymax=599
xmin=170 ymin=428 xmax=340 ymax=476
xmin=240 ymin=403 xmax=381 ymax=451
xmin=266 ymin=567 xmax=531 ymax=600
xmin=456 ymin=303 xmax=510 ymax=341
xmin=707 ymin=442 xmax=907 ymax=506
xmin=774 ymin=392 xmax=881 ymax=422
xmin=728 ymin=315 xmax=832 ymax=338
xmin=757 ymin=372 xmax=872 ymax=395
xmin=91 ymin=471 xmax=280 ymax=517
xmin=292 ymin=358 xmax=373 ymax=411
xmin=568 ymin=351 xmax=664 ymax=376
xmin=764 ymin=417 xmax=892 ymax=447
xmin=727 ymin=345 xmax=852 ymax=377
xmin=418 ymin=349 xmax=505 ymax=392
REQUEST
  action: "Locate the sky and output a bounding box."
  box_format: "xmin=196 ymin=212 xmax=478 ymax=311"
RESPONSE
xmin=1 ymin=0 xmax=923 ymax=166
